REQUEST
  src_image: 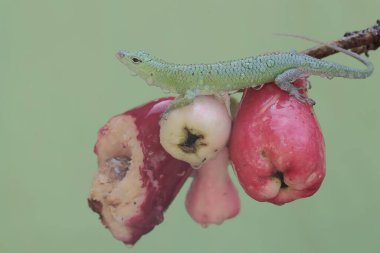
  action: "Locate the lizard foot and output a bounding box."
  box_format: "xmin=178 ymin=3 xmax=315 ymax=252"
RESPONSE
xmin=306 ymin=79 xmax=312 ymax=90
xmin=160 ymin=89 xmax=199 ymax=120
xmin=290 ymin=89 xmax=315 ymax=105
xmin=275 ymin=68 xmax=314 ymax=105
xmin=254 ymin=83 xmax=266 ymax=90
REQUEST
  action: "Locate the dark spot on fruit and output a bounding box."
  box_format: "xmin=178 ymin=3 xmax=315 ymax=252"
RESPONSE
xmin=106 ymin=156 xmax=131 ymax=181
xmin=133 ymin=201 xmax=137 ymax=205
xmin=178 ymin=127 xmax=204 ymax=153
xmin=259 ymin=150 xmax=267 ymax=159
xmin=214 ymin=149 xmax=218 ymax=152
xmin=274 ymin=171 xmax=288 ymax=189
xmin=202 ymin=158 xmax=206 ymax=162
xmin=88 ymin=198 xmax=103 ymax=219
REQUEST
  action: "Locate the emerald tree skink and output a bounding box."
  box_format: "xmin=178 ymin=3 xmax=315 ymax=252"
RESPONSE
xmin=116 ymin=36 xmax=373 ymax=110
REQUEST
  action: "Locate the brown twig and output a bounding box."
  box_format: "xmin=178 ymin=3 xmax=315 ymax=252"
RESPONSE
xmin=302 ymin=19 xmax=380 ymax=58
xmin=237 ymin=20 xmax=380 ymax=93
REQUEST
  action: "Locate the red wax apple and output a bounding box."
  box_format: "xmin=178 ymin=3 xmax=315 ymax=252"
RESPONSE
xmin=88 ymin=97 xmax=192 ymax=245
xmin=185 ymin=148 xmax=240 ymax=226
xmin=229 ymin=80 xmax=325 ymax=205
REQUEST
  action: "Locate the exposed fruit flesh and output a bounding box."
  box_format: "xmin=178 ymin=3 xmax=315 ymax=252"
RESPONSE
xmin=88 ymin=98 xmax=192 ymax=245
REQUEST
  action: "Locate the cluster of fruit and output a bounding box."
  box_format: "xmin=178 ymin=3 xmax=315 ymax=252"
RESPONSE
xmin=88 ymin=79 xmax=325 ymax=245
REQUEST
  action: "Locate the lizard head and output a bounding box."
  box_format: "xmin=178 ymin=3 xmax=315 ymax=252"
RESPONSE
xmin=116 ymin=50 xmax=156 ymax=84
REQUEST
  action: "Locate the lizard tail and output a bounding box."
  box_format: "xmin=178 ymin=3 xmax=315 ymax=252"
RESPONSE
xmin=274 ymin=33 xmax=374 ymax=79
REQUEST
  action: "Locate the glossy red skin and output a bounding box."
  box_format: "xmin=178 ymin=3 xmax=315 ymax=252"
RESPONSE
xmin=125 ymin=98 xmax=193 ymax=243
xmin=229 ymin=80 xmax=325 ymax=205
xmin=92 ymin=97 xmax=192 ymax=245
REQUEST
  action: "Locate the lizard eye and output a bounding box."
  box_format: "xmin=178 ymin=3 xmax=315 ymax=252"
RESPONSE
xmin=131 ymin=57 xmax=142 ymax=64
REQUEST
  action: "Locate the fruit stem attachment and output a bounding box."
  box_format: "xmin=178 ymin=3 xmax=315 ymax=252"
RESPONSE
xmin=302 ymin=19 xmax=380 ymax=59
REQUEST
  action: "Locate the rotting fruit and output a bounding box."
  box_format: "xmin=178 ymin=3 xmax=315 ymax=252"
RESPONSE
xmin=88 ymin=97 xmax=192 ymax=245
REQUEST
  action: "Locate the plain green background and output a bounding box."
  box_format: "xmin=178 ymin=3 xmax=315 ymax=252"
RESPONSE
xmin=1 ymin=0 xmax=380 ymax=252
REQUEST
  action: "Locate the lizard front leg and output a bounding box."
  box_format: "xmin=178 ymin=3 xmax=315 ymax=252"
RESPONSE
xmin=274 ymin=68 xmax=315 ymax=105
xmin=161 ymin=88 xmax=200 ymax=119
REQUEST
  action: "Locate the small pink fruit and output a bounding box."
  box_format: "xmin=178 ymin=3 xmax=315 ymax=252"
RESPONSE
xmin=185 ymin=148 xmax=240 ymax=226
xmin=229 ymin=80 xmax=325 ymax=205
xmin=88 ymin=97 xmax=192 ymax=245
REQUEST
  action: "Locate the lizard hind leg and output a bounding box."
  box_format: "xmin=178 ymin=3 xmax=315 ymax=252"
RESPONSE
xmin=274 ymin=68 xmax=315 ymax=105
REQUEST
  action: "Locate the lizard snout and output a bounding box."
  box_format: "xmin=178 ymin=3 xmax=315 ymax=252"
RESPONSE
xmin=116 ymin=50 xmax=126 ymax=60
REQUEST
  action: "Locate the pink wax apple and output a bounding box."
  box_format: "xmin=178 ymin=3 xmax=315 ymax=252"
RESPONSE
xmin=88 ymin=97 xmax=192 ymax=245
xmin=185 ymin=148 xmax=240 ymax=226
xmin=229 ymin=80 xmax=325 ymax=205
xmin=159 ymin=95 xmax=232 ymax=168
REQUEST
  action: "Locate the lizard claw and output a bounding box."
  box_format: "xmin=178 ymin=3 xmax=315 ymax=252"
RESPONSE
xmin=296 ymin=86 xmax=307 ymax=92
xmin=290 ymin=90 xmax=315 ymax=106
xmin=254 ymin=84 xmax=265 ymax=90
xmin=306 ymin=79 xmax=312 ymax=90
xmin=305 ymin=97 xmax=316 ymax=106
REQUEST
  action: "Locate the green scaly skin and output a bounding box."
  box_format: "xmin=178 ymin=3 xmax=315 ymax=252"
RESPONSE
xmin=116 ymin=37 xmax=373 ymax=111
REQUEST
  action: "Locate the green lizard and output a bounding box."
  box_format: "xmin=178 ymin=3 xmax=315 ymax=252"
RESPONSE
xmin=116 ymin=36 xmax=373 ymax=111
